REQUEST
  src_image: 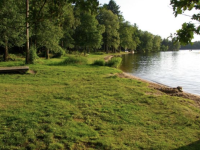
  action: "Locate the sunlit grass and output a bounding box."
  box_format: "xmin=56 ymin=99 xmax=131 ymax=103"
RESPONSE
xmin=0 ymin=54 xmax=200 ymax=149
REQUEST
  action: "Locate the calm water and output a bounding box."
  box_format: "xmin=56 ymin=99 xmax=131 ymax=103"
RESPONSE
xmin=120 ymin=50 xmax=200 ymax=95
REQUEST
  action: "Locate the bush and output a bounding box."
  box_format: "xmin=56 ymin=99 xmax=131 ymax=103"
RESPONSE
xmin=93 ymin=59 xmax=105 ymax=66
xmin=52 ymin=48 xmax=66 ymax=58
xmin=60 ymin=56 xmax=88 ymax=65
xmin=29 ymin=46 xmax=39 ymax=64
xmin=8 ymin=54 xmax=18 ymax=61
xmin=106 ymin=57 xmax=122 ymax=68
xmin=93 ymin=52 xmax=104 ymax=55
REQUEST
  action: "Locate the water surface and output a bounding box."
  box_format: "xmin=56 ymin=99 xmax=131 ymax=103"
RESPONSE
xmin=120 ymin=50 xmax=200 ymax=95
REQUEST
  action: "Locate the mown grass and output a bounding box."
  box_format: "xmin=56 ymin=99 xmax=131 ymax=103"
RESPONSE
xmin=0 ymin=54 xmax=200 ymax=149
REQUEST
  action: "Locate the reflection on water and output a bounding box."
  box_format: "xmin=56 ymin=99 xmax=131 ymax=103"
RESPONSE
xmin=120 ymin=50 xmax=200 ymax=95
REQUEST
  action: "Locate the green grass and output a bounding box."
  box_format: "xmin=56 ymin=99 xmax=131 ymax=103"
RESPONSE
xmin=106 ymin=57 xmax=122 ymax=68
xmin=0 ymin=54 xmax=200 ymax=149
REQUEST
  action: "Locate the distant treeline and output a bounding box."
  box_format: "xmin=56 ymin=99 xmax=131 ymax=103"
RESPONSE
xmin=180 ymin=41 xmax=200 ymax=50
xmin=0 ymin=0 xmax=180 ymax=62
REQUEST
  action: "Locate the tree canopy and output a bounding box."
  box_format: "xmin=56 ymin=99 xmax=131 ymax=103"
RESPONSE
xmin=170 ymin=0 xmax=200 ymax=45
xmin=0 ymin=0 xmax=182 ymax=62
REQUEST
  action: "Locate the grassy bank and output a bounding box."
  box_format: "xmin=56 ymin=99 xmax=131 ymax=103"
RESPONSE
xmin=0 ymin=54 xmax=200 ymax=149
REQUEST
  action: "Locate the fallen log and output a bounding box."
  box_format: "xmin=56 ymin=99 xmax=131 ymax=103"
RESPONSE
xmin=0 ymin=66 xmax=29 ymax=74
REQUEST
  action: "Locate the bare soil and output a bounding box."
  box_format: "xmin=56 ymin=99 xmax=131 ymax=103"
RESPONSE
xmin=104 ymin=55 xmax=114 ymax=62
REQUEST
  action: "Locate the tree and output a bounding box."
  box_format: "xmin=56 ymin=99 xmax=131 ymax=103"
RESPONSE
xmin=104 ymin=0 xmax=121 ymax=16
xmin=152 ymin=35 xmax=162 ymax=52
xmin=137 ymin=31 xmax=154 ymax=53
xmin=25 ymin=0 xmax=100 ymax=63
xmin=170 ymin=0 xmax=200 ymax=45
xmin=119 ymin=21 xmax=140 ymax=52
xmin=60 ymin=4 xmax=78 ymax=50
xmin=161 ymin=38 xmax=180 ymax=51
xmin=74 ymin=11 xmax=104 ymax=54
xmin=36 ymin=20 xmax=63 ymax=59
xmin=0 ymin=0 xmax=25 ymax=61
xmin=98 ymin=9 xmax=120 ymax=53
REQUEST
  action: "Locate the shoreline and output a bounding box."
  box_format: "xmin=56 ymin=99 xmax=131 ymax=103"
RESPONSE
xmin=117 ymin=72 xmax=200 ymax=108
xmin=107 ymin=53 xmax=200 ymax=108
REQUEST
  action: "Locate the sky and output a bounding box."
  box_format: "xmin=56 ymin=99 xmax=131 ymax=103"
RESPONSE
xmin=99 ymin=0 xmax=199 ymax=41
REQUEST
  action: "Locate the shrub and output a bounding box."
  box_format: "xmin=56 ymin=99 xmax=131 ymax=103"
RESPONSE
xmin=52 ymin=48 xmax=66 ymax=58
xmin=8 ymin=54 xmax=18 ymax=61
xmin=29 ymin=46 xmax=39 ymax=64
xmin=93 ymin=52 xmax=104 ymax=55
xmin=93 ymin=59 xmax=105 ymax=66
xmin=106 ymin=57 xmax=122 ymax=68
xmin=60 ymin=56 xmax=88 ymax=65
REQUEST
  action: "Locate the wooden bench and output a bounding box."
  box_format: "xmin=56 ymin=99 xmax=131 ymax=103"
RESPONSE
xmin=0 ymin=66 xmax=29 ymax=74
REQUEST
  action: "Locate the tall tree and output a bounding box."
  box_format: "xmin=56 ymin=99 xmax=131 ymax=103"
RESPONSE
xmin=98 ymin=9 xmax=120 ymax=53
xmin=170 ymin=0 xmax=200 ymax=45
xmin=104 ymin=0 xmax=121 ymax=16
xmin=137 ymin=31 xmax=154 ymax=53
xmin=74 ymin=11 xmax=105 ymax=54
xmin=36 ymin=20 xmax=63 ymax=59
xmin=119 ymin=22 xmax=140 ymax=52
xmin=152 ymin=35 xmax=162 ymax=52
xmin=0 ymin=0 xmax=25 ymax=61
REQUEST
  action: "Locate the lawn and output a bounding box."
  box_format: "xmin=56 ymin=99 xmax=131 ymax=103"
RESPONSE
xmin=0 ymin=54 xmax=200 ymax=150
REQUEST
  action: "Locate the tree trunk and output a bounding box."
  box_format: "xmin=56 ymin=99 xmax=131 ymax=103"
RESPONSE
xmin=84 ymin=46 xmax=86 ymax=56
xmin=4 ymin=39 xmax=8 ymax=61
xmin=119 ymin=46 xmax=121 ymax=53
xmin=26 ymin=0 xmax=30 ymax=64
xmin=46 ymin=48 xmax=49 ymax=59
xmin=106 ymin=44 xmax=108 ymax=54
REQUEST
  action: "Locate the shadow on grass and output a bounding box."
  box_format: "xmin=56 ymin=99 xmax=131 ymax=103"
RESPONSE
xmin=174 ymin=140 xmax=200 ymax=150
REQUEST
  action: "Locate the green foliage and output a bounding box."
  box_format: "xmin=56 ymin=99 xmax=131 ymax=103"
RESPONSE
xmin=137 ymin=31 xmax=154 ymax=53
xmin=119 ymin=22 xmax=140 ymax=51
xmin=170 ymin=0 xmax=200 ymax=44
xmin=93 ymin=59 xmax=105 ymax=66
xmin=36 ymin=20 xmax=64 ymax=53
xmin=160 ymin=45 xmax=169 ymax=51
xmin=104 ymin=0 xmax=121 ymax=16
xmin=153 ymin=35 xmax=162 ymax=52
xmin=8 ymin=54 xmax=18 ymax=61
xmin=175 ymin=23 xmax=195 ymax=45
xmin=98 ymin=9 xmax=120 ymax=53
xmin=74 ymin=11 xmax=104 ymax=50
xmin=161 ymin=38 xmax=180 ymax=51
xmin=106 ymin=57 xmax=122 ymax=68
xmin=93 ymin=52 xmax=104 ymax=55
xmin=0 ymin=0 xmax=25 ymax=61
xmin=52 ymin=48 xmax=66 ymax=58
xmin=29 ymin=46 xmax=39 ymax=64
xmin=180 ymin=41 xmax=200 ymax=49
xmin=59 ymin=56 xmax=88 ymax=65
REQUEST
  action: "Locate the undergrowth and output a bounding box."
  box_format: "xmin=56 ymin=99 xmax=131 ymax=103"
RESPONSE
xmin=106 ymin=57 xmax=122 ymax=68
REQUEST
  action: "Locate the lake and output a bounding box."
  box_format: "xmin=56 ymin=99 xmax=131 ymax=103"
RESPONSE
xmin=120 ymin=50 xmax=200 ymax=95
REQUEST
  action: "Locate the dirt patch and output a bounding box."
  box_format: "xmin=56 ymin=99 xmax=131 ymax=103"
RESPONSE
xmin=117 ymin=72 xmax=200 ymax=108
xmin=104 ymin=55 xmax=114 ymax=62
xmin=28 ymin=70 xmax=37 ymax=74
